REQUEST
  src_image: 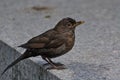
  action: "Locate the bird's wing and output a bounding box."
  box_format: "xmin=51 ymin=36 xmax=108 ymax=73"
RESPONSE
xmin=19 ymin=35 xmax=49 ymax=49
xmin=18 ymin=29 xmax=55 ymax=49
xmin=19 ymin=32 xmax=66 ymax=49
xmin=45 ymin=35 xmax=66 ymax=48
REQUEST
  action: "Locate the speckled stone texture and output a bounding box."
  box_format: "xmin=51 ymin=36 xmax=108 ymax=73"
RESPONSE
xmin=0 ymin=0 xmax=120 ymax=80
xmin=0 ymin=41 xmax=60 ymax=80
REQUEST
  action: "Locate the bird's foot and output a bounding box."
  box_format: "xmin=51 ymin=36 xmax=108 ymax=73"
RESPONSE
xmin=53 ymin=62 xmax=65 ymax=66
xmin=43 ymin=62 xmax=67 ymax=70
xmin=43 ymin=62 xmax=65 ymax=67
xmin=47 ymin=65 xmax=66 ymax=70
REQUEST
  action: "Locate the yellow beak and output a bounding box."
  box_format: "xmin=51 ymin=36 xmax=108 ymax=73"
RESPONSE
xmin=75 ymin=21 xmax=85 ymax=26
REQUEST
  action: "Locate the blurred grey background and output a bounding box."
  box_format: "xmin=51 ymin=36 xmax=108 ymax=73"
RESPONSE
xmin=0 ymin=0 xmax=120 ymax=80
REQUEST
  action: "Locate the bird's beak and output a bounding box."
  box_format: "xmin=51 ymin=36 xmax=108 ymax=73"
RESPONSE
xmin=75 ymin=21 xmax=85 ymax=26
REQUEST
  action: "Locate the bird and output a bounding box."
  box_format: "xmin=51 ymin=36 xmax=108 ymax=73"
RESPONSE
xmin=1 ymin=17 xmax=85 ymax=77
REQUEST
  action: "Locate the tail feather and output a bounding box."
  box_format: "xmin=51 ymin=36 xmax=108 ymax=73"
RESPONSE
xmin=18 ymin=43 xmax=29 ymax=48
xmin=0 ymin=50 xmax=30 ymax=77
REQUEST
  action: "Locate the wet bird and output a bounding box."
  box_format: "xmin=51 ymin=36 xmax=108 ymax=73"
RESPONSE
xmin=1 ymin=17 xmax=85 ymax=76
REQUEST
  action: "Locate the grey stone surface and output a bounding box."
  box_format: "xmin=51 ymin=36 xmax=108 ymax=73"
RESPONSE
xmin=0 ymin=0 xmax=120 ymax=80
xmin=0 ymin=40 xmax=60 ymax=80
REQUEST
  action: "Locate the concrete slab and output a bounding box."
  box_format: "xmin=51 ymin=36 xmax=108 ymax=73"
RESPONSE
xmin=0 ymin=0 xmax=120 ymax=80
xmin=0 ymin=40 xmax=60 ymax=80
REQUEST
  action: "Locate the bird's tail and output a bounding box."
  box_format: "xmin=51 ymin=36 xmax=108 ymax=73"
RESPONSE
xmin=0 ymin=50 xmax=30 ymax=78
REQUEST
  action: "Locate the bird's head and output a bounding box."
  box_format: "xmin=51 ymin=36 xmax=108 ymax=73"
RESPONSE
xmin=54 ymin=17 xmax=85 ymax=32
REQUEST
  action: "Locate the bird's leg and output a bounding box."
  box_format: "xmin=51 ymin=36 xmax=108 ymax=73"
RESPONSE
xmin=46 ymin=58 xmax=66 ymax=70
xmin=42 ymin=57 xmax=57 ymax=68
xmin=47 ymin=58 xmax=65 ymax=67
xmin=42 ymin=56 xmax=66 ymax=69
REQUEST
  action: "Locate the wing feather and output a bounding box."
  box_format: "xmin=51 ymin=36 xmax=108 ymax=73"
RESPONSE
xmin=19 ymin=30 xmax=66 ymax=49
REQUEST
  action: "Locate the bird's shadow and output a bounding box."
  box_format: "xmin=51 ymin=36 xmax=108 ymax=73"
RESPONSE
xmin=67 ymin=62 xmax=110 ymax=80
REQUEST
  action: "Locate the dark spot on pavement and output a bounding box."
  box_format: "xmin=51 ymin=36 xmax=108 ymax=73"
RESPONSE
xmin=31 ymin=6 xmax=52 ymax=11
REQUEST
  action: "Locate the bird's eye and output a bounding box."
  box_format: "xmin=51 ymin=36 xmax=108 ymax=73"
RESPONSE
xmin=66 ymin=23 xmax=72 ymax=27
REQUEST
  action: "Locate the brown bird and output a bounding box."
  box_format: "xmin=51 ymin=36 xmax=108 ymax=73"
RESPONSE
xmin=1 ymin=17 xmax=84 ymax=76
